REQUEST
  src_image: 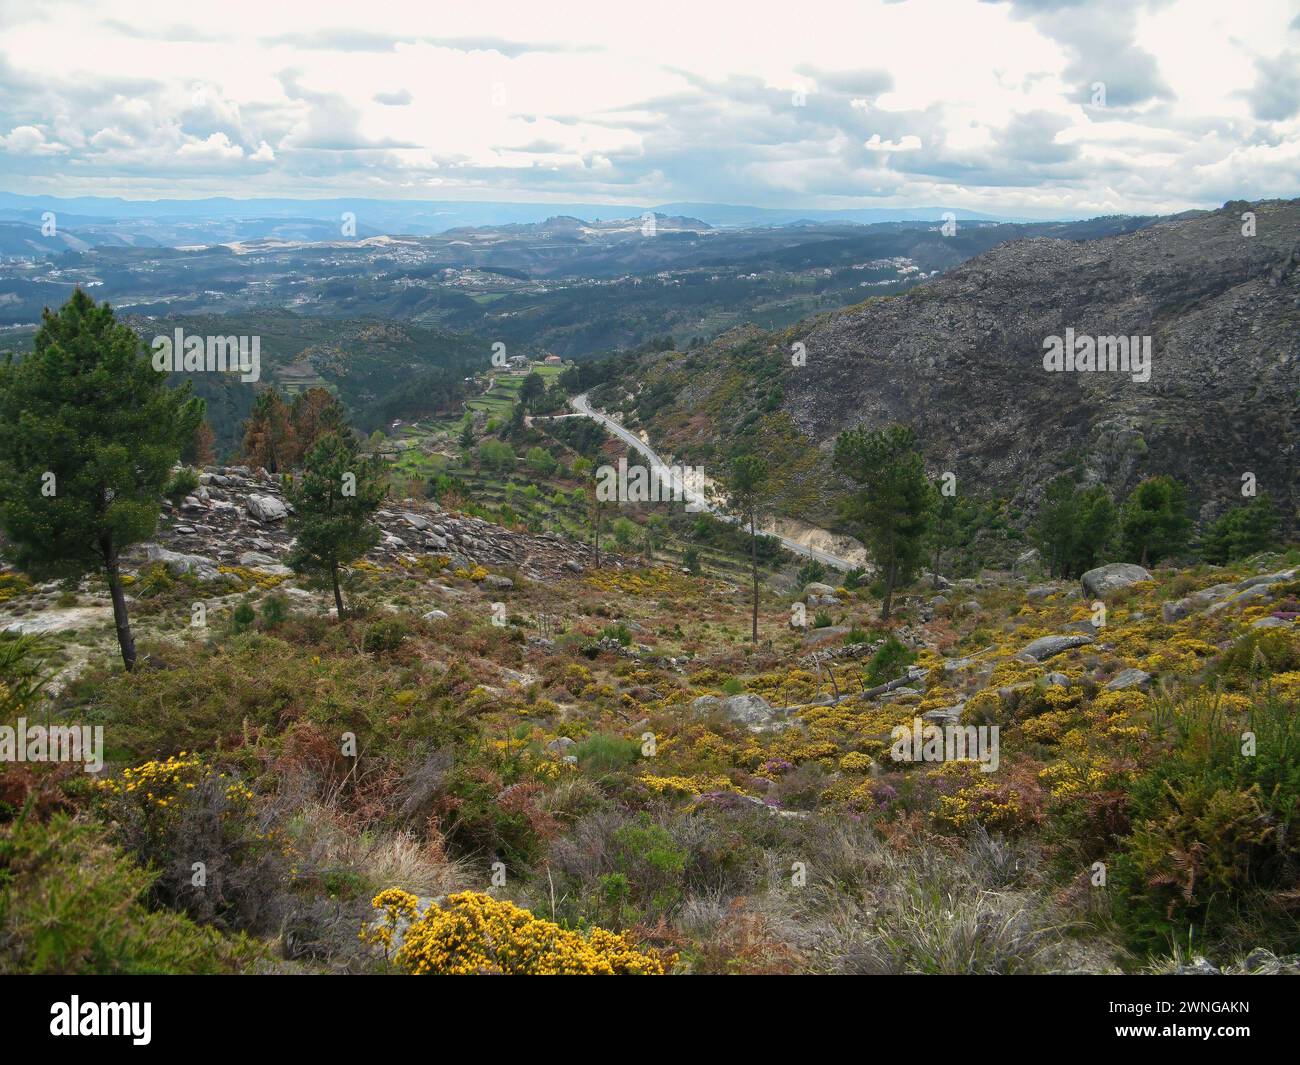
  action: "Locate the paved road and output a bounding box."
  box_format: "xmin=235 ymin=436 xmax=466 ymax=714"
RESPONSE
xmin=565 ymin=393 xmax=856 ymax=571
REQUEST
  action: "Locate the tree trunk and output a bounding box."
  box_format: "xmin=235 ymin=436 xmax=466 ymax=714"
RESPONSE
xmin=882 ymin=559 xmax=896 ymax=621
xmin=100 ymin=534 xmax=136 ymax=671
xmin=750 ymin=510 xmax=759 ymax=643
xmin=330 ymin=558 xmax=345 ymax=620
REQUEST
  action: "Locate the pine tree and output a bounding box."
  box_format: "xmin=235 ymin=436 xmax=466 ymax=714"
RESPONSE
xmin=720 ymin=452 xmax=775 ymax=643
xmin=0 ymin=290 xmax=202 ymax=670
xmin=183 ymin=419 xmax=217 ymax=467
xmin=286 ymin=431 xmax=385 ymax=619
xmin=1200 ymin=494 xmax=1282 ymax=563
xmin=1032 ymin=475 xmax=1118 ymax=578
xmin=519 ymin=371 xmax=545 ymax=410
xmin=290 ymin=387 xmax=348 ymax=460
xmin=1073 ymin=485 xmax=1119 ymax=574
xmin=242 ymin=386 xmax=296 ymax=473
xmin=1121 ymin=475 xmax=1190 ymax=567
xmin=1033 ymin=475 xmax=1079 ymax=578
xmin=832 ymin=424 xmax=932 ymax=620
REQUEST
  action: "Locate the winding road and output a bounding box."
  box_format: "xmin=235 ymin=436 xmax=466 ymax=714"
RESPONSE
xmin=562 ymin=393 xmax=856 ymax=571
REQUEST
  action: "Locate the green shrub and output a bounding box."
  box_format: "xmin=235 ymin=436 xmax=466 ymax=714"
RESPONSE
xmin=593 ymin=814 xmax=688 ymax=924
xmin=576 ymin=734 xmax=641 ymax=776
xmin=1215 ymin=628 xmax=1300 ymax=682
xmin=260 ymin=594 xmax=290 ymax=628
xmin=797 ymin=559 xmax=827 ymax=586
xmin=1110 ymin=689 xmax=1300 ymax=957
xmin=165 ymin=466 xmax=201 ymax=501
xmin=0 ymin=814 xmax=260 ymax=974
xmin=135 ymin=562 xmax=176 ymax=598
xmin=363 ymin=617 xmax=408 ymax=654
xmin=600 ymin=622 xmax=633 ymax=647
xmin=1200 ymin=495 xmax=1282 ymax=563
xmin=844 ymin=625 xmax=870 ymax=646
xmin=864 ymin=636 xmax=916 ymax=687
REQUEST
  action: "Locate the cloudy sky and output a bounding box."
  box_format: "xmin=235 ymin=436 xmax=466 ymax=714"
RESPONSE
xmin=1 ymin=0 xmax=1298 ymax=215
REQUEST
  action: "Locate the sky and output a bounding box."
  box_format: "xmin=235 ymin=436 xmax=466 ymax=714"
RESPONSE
xmin=0 ymin=0 xmax=1298 ymax=216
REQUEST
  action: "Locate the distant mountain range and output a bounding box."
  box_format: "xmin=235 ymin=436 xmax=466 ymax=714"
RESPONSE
xmin=0 ymin=192 xmax=1039 ymax=249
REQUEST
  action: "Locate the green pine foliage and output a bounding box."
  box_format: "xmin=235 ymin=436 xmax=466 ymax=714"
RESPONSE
xmin=0 ymin=289 xmax=202 ymax=670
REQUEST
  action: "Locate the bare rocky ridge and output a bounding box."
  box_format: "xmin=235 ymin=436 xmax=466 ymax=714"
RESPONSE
xmin=127 ymin=465 xmax=627 ymax=582
xmin=774 ymin=199 xmax=1299 ymax=528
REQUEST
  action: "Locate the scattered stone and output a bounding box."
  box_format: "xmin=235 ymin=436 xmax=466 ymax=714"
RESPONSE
xmin=144 ymin=544 xmax=221 ymax=582
xmin=1171 ymin=956 xmax=1220 ymax=976
xmin=1081 ymin=563 xmax=1152 ymax=599
xmin=921 ymin=702 xmax=964 ymax=726
xmin=1014 ymin=547 xmax=1041 ymax=571
xmin=1236 ymin=568 xmax=1296 ymax=591
xmin=1106 ymin=668 xmax=1152 ymax=691
xmin=246 ymin=494 xmax=288 ymax=522
xmin=692 ymin=693 xmax=791 ymax=731
xmin=1252 ymin=615 xmax=1292 ymax=629
xmin=1019 ymin=633 xmax=1094 ymax=662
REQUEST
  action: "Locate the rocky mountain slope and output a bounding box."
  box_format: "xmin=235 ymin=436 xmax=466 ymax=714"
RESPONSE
xmin=619 ymin=198 xmax=1299 ymax=531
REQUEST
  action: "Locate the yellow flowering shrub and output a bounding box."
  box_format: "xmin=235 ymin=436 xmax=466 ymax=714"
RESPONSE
xmin=640 ymin=772 xmax=734 ymax=796
xmin=217 ymin=565 xmax=289 ymax=590
xmin=991 ymin=658 xmax=1042 ymax=687
xmin=586 ymin=568 xmax=678 ymax=595
xmin=1137 ymin=635 xmax=1218 ymax=676
xmin=937 ymin=778 xmax=1025 ymax=832
xmin=98 ymin=754 xmax=259 ymax=811
xmin=838 ymin=751 xmax=874 ymax=773
xmin=1038 ymin=750 xmax=1114 ymax=799
xmin=362 ymin=889 xmax=672 ymax=975
xmin=962 ymin=688 xmax=1001 ymax=724
xmin=1215 ymin=692 xmax=1253 ymax=714
xmin=0 ymin=571 xmax=34 ymax=603
xmin=1269 ymin=671 xmax=1300 ymax=701
xmin=1041 ymin=685 xmax=1083 ymax=711
xmin=1020 ymin=710 xmax=1077 ymax=744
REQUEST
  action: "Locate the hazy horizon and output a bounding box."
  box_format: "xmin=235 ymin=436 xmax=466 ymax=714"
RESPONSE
xmin=2 ymin=0 xmax=1297 ymax=217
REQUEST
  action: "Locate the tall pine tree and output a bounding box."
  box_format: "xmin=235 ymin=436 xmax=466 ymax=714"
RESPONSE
xmin=0 ymin=290 xmax=202 ymax=670
xmin=286 ymin=431 xmax=385 ymax=619
xmin=833 ymin=424 xmax=932 ymax=621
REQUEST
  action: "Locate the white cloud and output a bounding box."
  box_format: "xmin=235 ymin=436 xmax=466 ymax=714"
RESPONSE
xmin=0 ymin=0 xmax=1293 ymax=213
xmin=0 ymin=125 xmax=66 ymax=154
xmin=863 ymin=134 xmax=922 ymax=152
xmin=175 ymin=131 xmax=246 ymax=161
